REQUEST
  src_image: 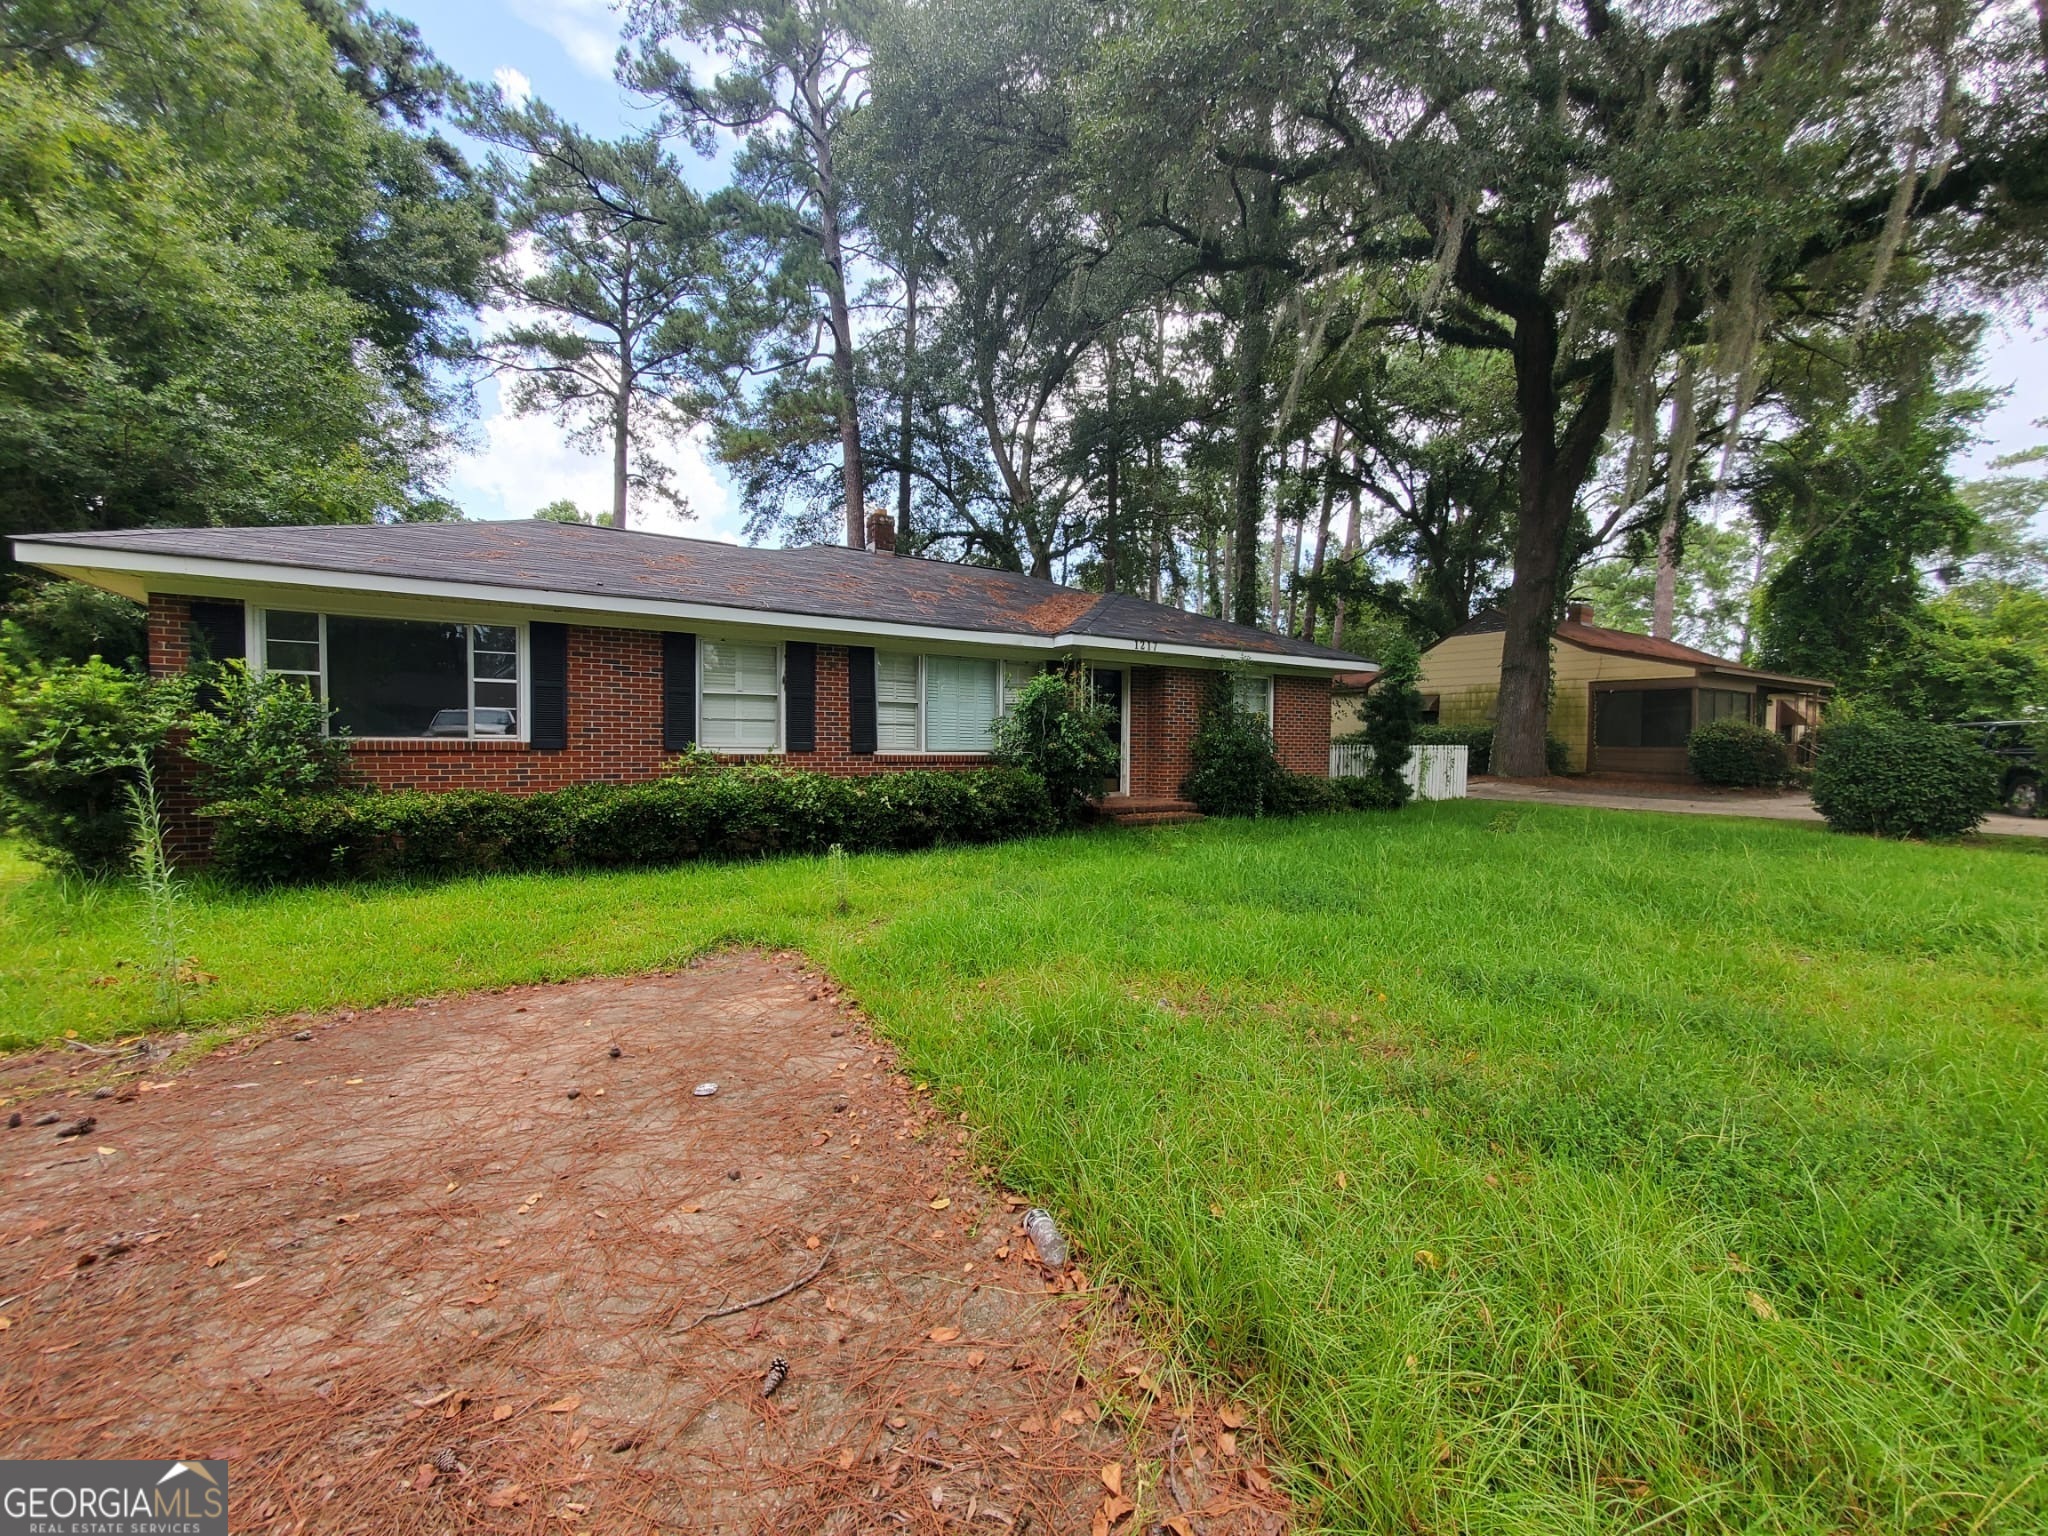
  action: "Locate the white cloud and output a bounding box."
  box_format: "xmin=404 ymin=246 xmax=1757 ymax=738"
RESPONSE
xmin=448 ymin=393 xmax=745 ymax=543
xmin=491 ymin=67 xmax=534 ymax=108
xmin=505 ymin=0 xmax=622 ymax=80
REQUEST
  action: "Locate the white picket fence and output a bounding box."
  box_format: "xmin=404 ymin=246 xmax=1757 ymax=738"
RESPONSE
xmin=1329 ymin=742 xmax=1469 ymax=801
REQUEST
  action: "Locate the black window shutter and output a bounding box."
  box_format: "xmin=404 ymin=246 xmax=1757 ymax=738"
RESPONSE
xmin=188 ymin=600 xmax=245 ymax=667
xmin=662 ymin=631 xmax=696 ymax=751
xmin=530 ymin=622 xmax=568 ymax=750
xmin=784 ymin=641 xmax=817 ymax=753
xmin=847 ymin=645 xmax=877 ymax=755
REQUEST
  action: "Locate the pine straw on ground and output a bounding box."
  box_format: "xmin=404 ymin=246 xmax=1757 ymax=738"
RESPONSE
xmin=0 ymin=952 xmax=1289 ymax=1536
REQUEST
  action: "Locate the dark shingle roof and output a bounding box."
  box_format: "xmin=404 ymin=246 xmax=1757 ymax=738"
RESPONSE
xmin=16 ymin=521 xmax=1371 ymax=667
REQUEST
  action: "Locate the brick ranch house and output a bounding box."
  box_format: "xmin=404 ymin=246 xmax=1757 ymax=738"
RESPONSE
xmin=12 ymin=520 xmax=1369 ymax=833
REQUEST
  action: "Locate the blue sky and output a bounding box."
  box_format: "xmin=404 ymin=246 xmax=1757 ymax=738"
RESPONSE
xmin=404 ymin=0 xmax=2046 ymax=542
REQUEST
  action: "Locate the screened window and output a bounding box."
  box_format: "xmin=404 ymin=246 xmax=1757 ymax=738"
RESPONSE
xmin=1596 ymin=688 xmax=1692 ymax=750
xmin=876 ymin=651 xmax=921 ymax=751
xmin=874 ymin=652 xmax=1005 ymax=753
xmin=926 ymin=656 xmax=1001 ymax=752
xmin=1232 ymin=673 xmax=1273 ymax=725
xmin=259 ymin=611 xmax=521 ymax=740
xmin=700 ymin=640 xmax=780 ymax=751
xmin=1699 ymin=688 xmax=1754 ymax=726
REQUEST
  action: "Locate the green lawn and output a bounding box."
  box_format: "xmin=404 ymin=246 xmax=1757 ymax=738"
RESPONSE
xmin=5 ymin=803 xmax=2046 ymax=1533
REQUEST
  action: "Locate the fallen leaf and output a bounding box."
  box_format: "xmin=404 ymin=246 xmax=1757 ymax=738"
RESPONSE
xmin=544 ymin=1395 xmax=582 ymax=1414
xmin=407 ymin=1387 xmax=459 ymax=1409
xmin=492 ymin=1404 xmax=515 ymax=1422
xmin=1335 ymin=1170 xmax=1348 ymax=1190
xmin=335 ymin=1212 xmax=359 ymax=1225
xmin=836 ymin=1447 xmax=857 ymax=1471
xmin=0 ymin=1316 xmax=10 ymax=1331
xmin=1414 ymin=1249 xmax=1442 ymax=1270
xmin=927 ymin=1196 xmax=951 ymax=1211
xmin=1019 ymin=1415 xmax=1043 ymax=1434
xmin=679 ymin=1203 xmax=702 ymax=1214
xmin=411 ymin=1464 xmax=436 ymax=1492
xmin=442 ymin=1393 xmax=469 ymax=1419
xmin=231 ymin=1275 xmax=264 ymax=1291
xmin=1091 ymin=1509 xmax=1111 ymax=1536
xmin=1209 ymin=1203 xmax=1225 ymax=1218
xmin=482 ymin=1484 xmax=525 ymax=1509
xmin=205 ymin=1250 xmax=228 ymax=1269
xmin=966 ymin=1349 xmax=986 ymax=1368
xmin=1100 ymin=1463 xmax=1123 ymax=1496
xmin=445 ymin=1181 xmax=458 ymax=1193
xmin=1243 ymin=1465 xmax=1273 ymax=1494
xmin=1100 ymin=1493 xmax=1135 ymax=1522
xmin=1217 ymin=1430 xmax=1238 ymax=1457
xmin=1217 ymin=1404 xmax=1247 ymax=1429
xmin=1136 ymin=1372 xmax=1162 ymax=1398
xmin=928 ymin=1326 xmax=961 ymax=1343
xmin=994 ymin=1244 xmax=1010 ymax=1260
xmin=1165 ymin=1518 xmax=1195 ymax=1536
xmin=1746 ymin=1291 xmax=1777 ymax=1321
xmin=568 ymin=1427 xmax=589 ymax=1451
xmin=805 ymin=1235 xmax=821 ymax=1251
xmin=1058 ymin=1407 xmax=1086 ymax=1426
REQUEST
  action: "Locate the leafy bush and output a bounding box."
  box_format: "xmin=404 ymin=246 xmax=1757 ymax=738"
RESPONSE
xmin=1270 ymin=772 xmax=1406 ymax=815
xmin=1183 ymin=673 xmax=1285 ymax=816
xmin=1357 ymin=648 xmax=1423 ymax=804
xmin=991 ymin=670 xmax=1117 ymax=823
xmin=1688 ymin=719 xmax=1792 ymax=787
xmin=181 ymin=662 xmax=349 ymax=805
xmin=1811 ymin=716 xmax=2000 ymax=839
xmin=0 ymin=582 xmax=148 ymax=671
xmin=1414 ymin=723 xmax=1569 ymax=776
xmin=208 ymin=765 xmax=1056 ymax=885
xmin=0 ymin=659 xmax=182 ymax=873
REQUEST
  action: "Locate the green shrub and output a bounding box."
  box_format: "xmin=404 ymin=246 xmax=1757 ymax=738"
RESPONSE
xmin=1357 ymin=647 xmax=1423 ymax=805
xmin=208 ymin=765 xmax=1056 ymax=885
xmin=1811 ymin=716 xmax=2000 ymax=839
xmin=0 ymin=581 xmax=148 ymax=672
xmin=991 ymin=670 xmax=1117 ymax=823
xmin=0 ymin=658 xmax=182 ymax=873
xmin=1688 ymin=719 xmax=1792 ymax=787
xmin=1270 ymin=772 xmax=1406 ymax=815
xmin=1413 ymin=723 xmax=1569 ymax=776
xmin=181 ymin=662 xmax=349 ymax=805
xmin=1183 ymin=673 xmax=1286 ymax=816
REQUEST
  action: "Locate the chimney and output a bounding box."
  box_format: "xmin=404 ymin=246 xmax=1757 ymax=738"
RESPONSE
xmin=865 ymin=508 xmax=897 ymax=553
xmin=1565 ymin=601 xmax=1594 ymax=626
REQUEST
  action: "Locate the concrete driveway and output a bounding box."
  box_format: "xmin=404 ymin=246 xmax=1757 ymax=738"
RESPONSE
xmin=1465 ymin=778 xmax=2048 ymax=838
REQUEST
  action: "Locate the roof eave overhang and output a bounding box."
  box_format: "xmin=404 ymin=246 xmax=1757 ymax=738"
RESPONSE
xmin=13 ymin=541 xmax=1367 ymax=676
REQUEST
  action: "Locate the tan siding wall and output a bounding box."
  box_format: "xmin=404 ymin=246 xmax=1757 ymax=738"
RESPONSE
xmin=1408 ymin=632 xmax=1699 ymax=772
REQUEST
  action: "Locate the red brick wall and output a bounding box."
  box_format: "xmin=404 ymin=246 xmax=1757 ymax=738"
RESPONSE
xmin=1127 ymin=665 xmax=1206 ymax=798
xmin=142 ymin=593 xmax=1332 ymax=843
xmin=1274 ymin=674 xmax=1333 ymax=776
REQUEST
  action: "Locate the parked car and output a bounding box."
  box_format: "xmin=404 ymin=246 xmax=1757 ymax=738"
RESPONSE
xmin=1952 ymin=721 xmax=2041 ymax=816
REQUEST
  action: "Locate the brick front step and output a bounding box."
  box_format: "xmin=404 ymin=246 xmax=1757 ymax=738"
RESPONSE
xmin=1097 ymin=795 xmax=1203 ymax=828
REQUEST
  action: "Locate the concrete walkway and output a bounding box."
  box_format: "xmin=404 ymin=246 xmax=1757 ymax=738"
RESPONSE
xmin=1465 ymin=778 xmax=2048 ymax=838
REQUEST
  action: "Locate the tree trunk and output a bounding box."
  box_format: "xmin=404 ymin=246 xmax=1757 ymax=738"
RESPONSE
xmin=1301 ymin=424 xmax=1342 ymax=639
xmin=806 ymin=80 xmax=865 ymax=547
xmin=1230 ymin=280 xmax=1273 ymax=626
xmin=612 ymin=377 xmax=631 ymax=531
xmin=1331 ymin=452 xmax=1362 ymax=651
xmin=1493 ymin=302 xmax=1614 ymax=777
xmin=1102 ymin=331 xmax=1120 ymax=593
xmin=1651 ymin=496 xmax=1680 ymax=638
xmin=895 ymin=260 xmax=917 ymax=557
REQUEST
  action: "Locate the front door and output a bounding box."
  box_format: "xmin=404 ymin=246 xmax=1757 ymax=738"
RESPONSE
xmin=1087 ymin=665 xmax=1128 ymax=796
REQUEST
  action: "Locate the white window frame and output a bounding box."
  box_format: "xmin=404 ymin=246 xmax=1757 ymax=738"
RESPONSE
xmin=252 ymin=607 xmax=530 ymax=743
xmin=697 ymin=636 xmax=784 ymax=755
xmin=874 ymin=652 xmax=1005 ymax=757
xmin=1233 ymin=671 xmax=1274 ymax=731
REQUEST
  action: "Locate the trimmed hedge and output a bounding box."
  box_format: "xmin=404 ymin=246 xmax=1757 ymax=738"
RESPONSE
xmin=1273 ymin=772 xmax=1407 ymax=815
xmin=210 ymin=766 xmax=1056 ymax=885
xmin=1414 ymin=723 xmax=1570 ymax=776
xmin=1810 ymin=718 xmax=2000 ymax=839
xmin=1687 ymin=719 xmax=1793 ymax=787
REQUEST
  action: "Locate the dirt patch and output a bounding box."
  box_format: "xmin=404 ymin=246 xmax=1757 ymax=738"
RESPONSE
xmin=0 ymin=953 xmax=1289 ymax=1535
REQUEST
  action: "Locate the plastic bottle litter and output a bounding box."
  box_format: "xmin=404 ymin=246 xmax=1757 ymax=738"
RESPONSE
xmin=692 ymin=1082 xmax=719 ymax=1098
xmin=1023 ymin=1207 xmax=1069 ymax=1267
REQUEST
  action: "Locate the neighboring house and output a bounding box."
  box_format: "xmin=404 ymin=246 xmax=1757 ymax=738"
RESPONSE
xmin=1370 ymin=603 xmax=1830 ymax=777
xmin=13 ymin=518 xmax=1366 ymax=833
